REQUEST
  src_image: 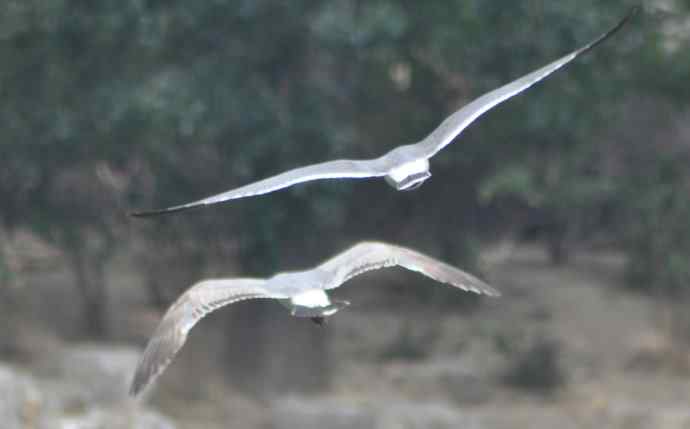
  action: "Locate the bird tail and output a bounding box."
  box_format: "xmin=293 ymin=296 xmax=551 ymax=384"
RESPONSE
xmin=291 ymin=299 xmax=350 ymax=318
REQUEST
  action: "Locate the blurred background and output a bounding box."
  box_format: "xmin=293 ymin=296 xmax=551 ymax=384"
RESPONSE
xmin=1 ymin=0 xmax=690 ymax=428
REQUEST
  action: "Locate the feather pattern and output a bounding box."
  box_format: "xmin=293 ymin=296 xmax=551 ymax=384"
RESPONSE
xmin=131 ymin=158 xmax=388 ymax=216
xmin=319 ymin=242 xmax=500 ymax=296
xmin=129 ymin=278 xmax=280 ymax=396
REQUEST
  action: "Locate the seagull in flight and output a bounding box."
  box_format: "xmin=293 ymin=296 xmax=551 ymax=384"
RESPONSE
xmin=130 ymin=9 xmax=635 ymax=217
xmin=129 ymin=241 xmax=499 ymax=396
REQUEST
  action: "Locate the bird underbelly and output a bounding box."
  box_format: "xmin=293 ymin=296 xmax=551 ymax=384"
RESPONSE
xmin=385 ymin=158 xmax=431 ymax=190
xmin=287 ymin=290 xmax=351 ymax=318
xmin=290 ymin=289 xmax=331 ymax=308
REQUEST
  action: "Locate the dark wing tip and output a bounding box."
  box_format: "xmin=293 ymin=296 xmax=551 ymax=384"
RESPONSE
xmin=129 ymin=204 xmax=197 ymax=218
xmin=129 ymin=359 xmax=150 ymax=397
xmin=576 ymin=7 xmax=638 ymax=56
xmin=129 ymin=372 xmax=145 ymax=397
xmin=129 ymin=327 xmax=182 ymax=397
xmin=619 ymin=5 xmax=641 ymax=28
xmin=129 ymin=210 xmax=157 ymax=218
xmin=129 ymin=346 xmax=158 ymax=396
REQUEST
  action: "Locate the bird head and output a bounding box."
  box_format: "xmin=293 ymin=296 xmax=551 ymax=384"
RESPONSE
xmin=290 ymin=299 xmax=350 ymax=319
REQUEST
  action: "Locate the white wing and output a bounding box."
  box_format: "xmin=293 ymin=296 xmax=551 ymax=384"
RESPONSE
xmin=415 ymin=9 xmax=636 ymax=159
xmin=317 ymin=241 xmax=500 ymax=296
xmin=130 ymin=278 xmax=281 ymax=396
xmin=131 ymin=158 xmax=389 ymax=217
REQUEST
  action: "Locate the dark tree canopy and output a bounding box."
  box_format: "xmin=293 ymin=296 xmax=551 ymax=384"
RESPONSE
xmin=1 ymin=1 xmax=689 ymax=336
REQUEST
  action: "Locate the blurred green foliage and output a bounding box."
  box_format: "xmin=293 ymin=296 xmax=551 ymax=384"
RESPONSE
xmin=1 ymin=1 xmax=689 ymax=335
xmin=619 ymin=140 xmax=690 ymax=294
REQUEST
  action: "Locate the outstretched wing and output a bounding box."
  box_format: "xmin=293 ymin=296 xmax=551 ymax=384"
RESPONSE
xmin=130 ymin=278 xmax=281 ymax=396
xmin=415 ymin=8 xmax=636 ymax=159
xmin=317 ymin=241 xmax=500 ymax=296
xmin=130 ymin=158 xmax=389 ymax=217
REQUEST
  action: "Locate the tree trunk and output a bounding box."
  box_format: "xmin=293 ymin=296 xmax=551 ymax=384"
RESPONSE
xmin=546 ymin=219 xmax=573 ymax=266
xmin=143 ymin=273 xmax=168 ymax=311
xmin=547 ymin=234 xmax=568 ymax=265
xmin=69 ymin=239 xmax=111 ymax=339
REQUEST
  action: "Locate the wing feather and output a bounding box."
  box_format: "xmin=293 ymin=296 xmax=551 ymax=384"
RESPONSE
xmin=318 ymin=241 xmax=500 ymax=296
xmin=129 ymin=278 xmax=279 ymax=396
xmin=415 ymin=8 xmax=636 ymax=158
xmin=131 ymin=158 xmax=388 ymax=217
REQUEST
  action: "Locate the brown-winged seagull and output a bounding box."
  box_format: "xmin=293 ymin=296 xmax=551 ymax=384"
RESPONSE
xmin=129 ymin=241 xmax=499 ymax=396
xmin=130 ymin=9 xmax=635 ymax=217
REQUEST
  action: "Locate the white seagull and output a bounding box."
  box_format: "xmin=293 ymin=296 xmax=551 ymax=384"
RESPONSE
xmin=130 ymin=9 xmax=635 ymax=217
xmin=129 ymin=241 xmax=499 ymax=396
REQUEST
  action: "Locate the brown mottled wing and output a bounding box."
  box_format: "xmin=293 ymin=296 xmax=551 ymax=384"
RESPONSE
xmin=414 ymin=8 xmax=636 ymax=159
xmin=317 ymin=241 xmax=500 ymax=296
xmin=130 ymin=278 xmax=281 ymax=396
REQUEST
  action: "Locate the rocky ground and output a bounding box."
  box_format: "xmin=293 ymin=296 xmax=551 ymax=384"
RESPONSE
xmin=0 ymin=348 xmax=173 ymax=429
xmin=2 ymin=244 xmax=690 ymax=428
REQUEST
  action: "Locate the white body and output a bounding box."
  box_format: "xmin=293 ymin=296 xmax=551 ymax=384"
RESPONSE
xmin=290 ymin=289 xmax=331 ymax=308
xmin=388 ymin=158 xmax=430 ymax=183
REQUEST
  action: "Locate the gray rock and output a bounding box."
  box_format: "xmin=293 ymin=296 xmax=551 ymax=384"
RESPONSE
xmin=45 ymin=343 xmax=141 ymax=405
xmin=270 ymin=396 xmax=376 ymax=429
xmin=377 ymin=401 xmax=470 ymax=429
xmin=590 ymin=399 xmax=690 ymax=429
xmin=384 ymin=357 xmax=494 ymax=405
xmin=0 ymin=360 xmax=175 ymax=429
xmin=0 ymin=363 xmax=43 ymax=429
xmin=471 ymin=408 xmax=581 ymax=429
xmin=41 ymin=406 xmax=176 ymax=429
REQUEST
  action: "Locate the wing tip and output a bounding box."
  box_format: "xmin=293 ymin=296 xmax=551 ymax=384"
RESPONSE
xmin=129 ymin=376 xmax=145 ymax=397
xmin=467 ymin=279 xmax=501 ymax=297
xmin=577 ymin=6 xmax=638 ymax=56
xmin=129 ymin=347 xmax=176 ymax=398
xmin=129 ymin=210 xmax=157 ymax=218
xmin=483 ymin=285 xmax=502 ymax=297
xmin=128 ymin=356 xmax=154 ymax=397
xmin=614 ymin=5 xmax=641 ymax=32
xmin=628 ymin=5 xmax=642 ymax=18
xmin=129 ymin=205 xmax=194 ymax=218
xmin=128 ymin=363 xmax=162 ymax=398
xmin=128 ymin=322 xmax=182 ymax=397
xmin=129 ymin=357 xmax=155 ymax=397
